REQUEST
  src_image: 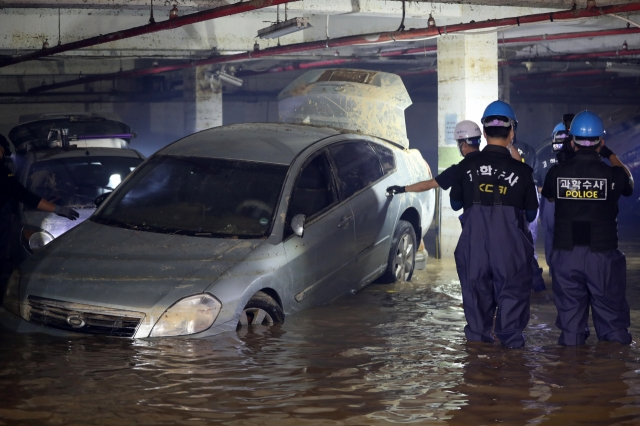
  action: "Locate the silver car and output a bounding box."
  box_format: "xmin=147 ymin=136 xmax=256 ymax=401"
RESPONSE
xmin=1 ymin=70 xmax=435 ymax=339
xmin=7 ymin=114 xmax=144 ymax=265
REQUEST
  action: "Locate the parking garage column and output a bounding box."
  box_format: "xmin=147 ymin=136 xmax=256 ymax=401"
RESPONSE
xmin=183 ymin=66 xmax=223 ymax=133
xmin=437 ymin=33 xmax=498 ymax=257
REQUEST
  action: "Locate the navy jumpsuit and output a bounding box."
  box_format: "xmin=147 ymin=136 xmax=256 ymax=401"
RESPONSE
xmin=542 ymin=150 xmax=633 ymax=345
xmin=451 ymin=145 xmax=539 ymax=348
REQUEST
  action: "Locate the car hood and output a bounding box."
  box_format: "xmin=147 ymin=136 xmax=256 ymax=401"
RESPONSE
xmin=20 ymin=220 xmax=264 ymax=310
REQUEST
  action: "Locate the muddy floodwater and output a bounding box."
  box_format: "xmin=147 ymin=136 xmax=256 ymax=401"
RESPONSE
xmin=2 ymin=218 xmax=640 ymax=425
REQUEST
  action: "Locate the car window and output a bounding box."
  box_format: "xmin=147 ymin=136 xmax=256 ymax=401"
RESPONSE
xmin=94 ymin=155 xmax=288 ymax=238
xmin=287 ymin=151 xmax=337 ymax=229
xmin=26 ymin=156 xmax=142 ymax=209
xmin=370 ymin=142 xmax=396 ymax=175
xmin=328 ymin=141 xmax=384 ymax=199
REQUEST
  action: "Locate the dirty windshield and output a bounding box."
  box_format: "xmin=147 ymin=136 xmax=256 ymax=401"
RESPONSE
xmin=94 ymin=155 xmax=288 ymax=238
xmin=26 ymin=156 xmax=142 ymax=209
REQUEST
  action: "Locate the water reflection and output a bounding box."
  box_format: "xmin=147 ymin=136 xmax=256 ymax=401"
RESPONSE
xmin=1 ymin=220 xmax=640 ymax=424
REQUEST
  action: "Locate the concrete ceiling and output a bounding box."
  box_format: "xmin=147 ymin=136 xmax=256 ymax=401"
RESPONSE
xmin=0 ymin=0 xmax=637 ymax=105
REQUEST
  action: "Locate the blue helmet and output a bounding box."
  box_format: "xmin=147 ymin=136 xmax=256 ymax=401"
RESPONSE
xmin=481 ymin=100 xmax=518 ymax=130
xmin=570 ymin=110 xmax=605 ymax=138
xmin=551 ymin=122 xmax=570 ymax=152
xmin=552 ymin=122 xmax=566 ymax=138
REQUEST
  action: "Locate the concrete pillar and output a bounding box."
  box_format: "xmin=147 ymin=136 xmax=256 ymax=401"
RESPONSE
xmin=437 ymin=33 xmax=498 ymax=258
xmin=183 ymin=65 xmax=222 ymax=134
xmin=500 ymin=65 xmax=511 ymax=104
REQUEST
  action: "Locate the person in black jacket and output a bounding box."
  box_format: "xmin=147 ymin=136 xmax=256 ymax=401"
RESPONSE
xmin=450 ymin=101 xmax=539 ymax=349
xmin=0 ymin=134 xmax=79 ymax=276
xmin=386 ymin=120 xmax=483 ymax=195
xmin=542 ymin=111 xmax=634 ymax=346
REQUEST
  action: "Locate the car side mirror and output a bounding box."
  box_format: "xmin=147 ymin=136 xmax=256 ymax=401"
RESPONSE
xmin=94 ymin=192 xmax=112 ymax=208
xmin=291 ymin=214 xmax=306 ymax=238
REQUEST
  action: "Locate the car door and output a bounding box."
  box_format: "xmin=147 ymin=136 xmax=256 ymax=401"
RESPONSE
xmin=282 ymin=149 xmax=356 ymax=309
xmin=327 ymin=141 xmax=399 ymax=285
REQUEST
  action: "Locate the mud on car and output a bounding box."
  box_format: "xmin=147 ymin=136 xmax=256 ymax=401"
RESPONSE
xmin=1 ymin=70 xmax=435 ymax=338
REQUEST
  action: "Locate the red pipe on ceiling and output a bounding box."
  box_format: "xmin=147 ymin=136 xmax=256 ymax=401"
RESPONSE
xmin=261 ymin=58 xmax=359 ymax=73
xmin=499 ymin=27 xmax=640 ymax=44
xmin=546 ymin=48 xmax=640 ymax=60
xmin=0 ymin=0 xmax=300 ymax=69
xmin=381 ymin=28 xmax=640 ymax=58
xmin=381 ymin=46 xmax=437 ymax=57
xmin=28 ymin=2 xmax=640 ymax=93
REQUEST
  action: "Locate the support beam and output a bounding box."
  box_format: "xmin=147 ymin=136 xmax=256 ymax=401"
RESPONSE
xmin=437 ymin=33 xmax=498 ymax=258
xmin=183 ymin=65 xmax=222 ymax=134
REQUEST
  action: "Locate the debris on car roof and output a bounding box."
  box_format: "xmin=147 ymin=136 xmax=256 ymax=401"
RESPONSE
xmin=278 ymin=69 xmax=412 ymax=148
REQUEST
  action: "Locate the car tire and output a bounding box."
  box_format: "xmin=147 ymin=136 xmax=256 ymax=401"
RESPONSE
xmin=237 ymin=291 xmax=284 ymax=329
xmin=379 ymin=220 xmax=417 ymax=284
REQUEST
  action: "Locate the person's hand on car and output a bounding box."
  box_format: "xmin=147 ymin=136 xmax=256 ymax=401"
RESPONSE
xmin=54 ymin=205 xmax=80 ymax=220
xmin=386 ymin=185 xmax=406 ymax=195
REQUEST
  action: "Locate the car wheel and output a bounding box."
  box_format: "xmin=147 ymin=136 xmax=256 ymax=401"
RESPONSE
xmin=237 ymin=291 xmax=284 ymax=329
xmin=380 ymin=220 xmax=417 ymax=283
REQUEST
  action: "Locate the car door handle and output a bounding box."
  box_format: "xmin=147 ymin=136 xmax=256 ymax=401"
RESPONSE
xmin=338 ymin=214 xmax=353 ymax=228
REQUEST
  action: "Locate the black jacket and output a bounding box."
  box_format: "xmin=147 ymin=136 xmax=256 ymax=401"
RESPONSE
xmin=1 ymin=162 xmax=41 ymax=209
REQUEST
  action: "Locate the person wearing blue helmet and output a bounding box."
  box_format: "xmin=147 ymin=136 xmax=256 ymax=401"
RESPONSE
xmin=542 ymin=110 xmax=634 ymax=346
xmin=450 ymin=100 xmax=539 ymax=349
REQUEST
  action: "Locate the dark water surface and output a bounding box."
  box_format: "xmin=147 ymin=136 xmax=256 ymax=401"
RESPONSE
xmin=2 ymin=219 xmax=640 ymax=425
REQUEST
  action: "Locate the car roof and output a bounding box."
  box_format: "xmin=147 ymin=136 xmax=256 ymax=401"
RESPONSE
xmin=31 ymin=147 xmax=144 ymax=161
xmin=159 ymin=123 xmax=342 ymax=165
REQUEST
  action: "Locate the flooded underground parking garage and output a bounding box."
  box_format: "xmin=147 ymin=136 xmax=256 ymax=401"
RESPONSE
xmin=2 ymin=0 xmax=640 ymax=424
xmin=2 ymin=219 xmax=640 ymax=424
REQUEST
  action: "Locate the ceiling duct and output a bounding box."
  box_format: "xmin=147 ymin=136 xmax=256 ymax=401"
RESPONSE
xmin=278 ymin=69 xmax=412 ymax=148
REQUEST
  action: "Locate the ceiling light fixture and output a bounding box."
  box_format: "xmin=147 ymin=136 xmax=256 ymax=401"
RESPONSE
xmin=217 ymin=71 xmax=243 ymax=87
xmin=258 ymin=17 xmax=312 ymax=39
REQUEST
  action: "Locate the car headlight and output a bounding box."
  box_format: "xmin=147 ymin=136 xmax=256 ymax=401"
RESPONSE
xmin=3 ymin=269 xmax=21 ymax=316
xmin=149 ymin=294 xmax=222 ymax=337
xmin=21 ymin=225 xmax=54 ymax=253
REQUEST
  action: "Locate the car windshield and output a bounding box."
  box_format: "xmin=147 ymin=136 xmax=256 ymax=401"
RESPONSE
xmin=26 ymin=156 xmax=143 ymax=209
xmin=93 ymin=155 xmax=288 ymax=239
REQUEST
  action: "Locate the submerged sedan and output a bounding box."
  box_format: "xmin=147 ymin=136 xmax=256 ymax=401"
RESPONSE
xmin=1 ymin=123 xmax=433 ymax=338
xmin=1 ymin=69 xmax=435 ymax=338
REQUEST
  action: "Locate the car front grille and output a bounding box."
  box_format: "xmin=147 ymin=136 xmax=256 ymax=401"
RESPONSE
xmin=27 ymin=296 xmax=145 ymax=338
